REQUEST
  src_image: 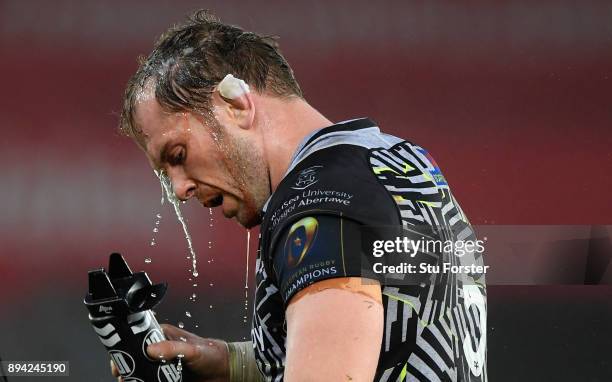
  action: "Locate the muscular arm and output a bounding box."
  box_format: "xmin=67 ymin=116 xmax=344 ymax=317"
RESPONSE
xmin=284 ymin=277 xmax=383 ymax=382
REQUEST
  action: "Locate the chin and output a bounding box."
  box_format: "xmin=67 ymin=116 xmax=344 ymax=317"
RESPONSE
xmin=236 ymin=209 xmax=262 ymax=229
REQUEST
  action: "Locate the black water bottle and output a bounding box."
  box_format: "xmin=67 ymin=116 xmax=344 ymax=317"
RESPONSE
xmin=84 ymin=253 xmax=182 ymax=382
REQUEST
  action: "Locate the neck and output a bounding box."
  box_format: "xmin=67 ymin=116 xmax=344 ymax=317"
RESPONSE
xmin=256 ymin=96 xmax=332 ymax=192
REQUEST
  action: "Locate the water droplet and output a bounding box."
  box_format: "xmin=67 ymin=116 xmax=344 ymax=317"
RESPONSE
xmin=192 ymin=283 xmax=198 ymax=287
xmin=145 ymin=258 xmax=152 ymax=264
xmin=243 ymin=229 xmax=251 ymax=327
xmin=178 ymin=322 xmax=184 ymax=329
xmin=191 ymin=293 xmax=197 ymax=299
xmin=192 ymin=271 xmax=199 ymax=277
xmin=151 ymin=293 xmax=157 ymax=298
xmin=185 ymin=311 xmax=192 ymax=318
xmin=209 ymin=305 xmax=213 ymax=309
xmin=177 ymin=352 xmax=185 ymax=374
xmin=156 ymin=214 xmax=162 ymax=219
xmin=179 ymin=337 xmax=187 ymax=343
xmin=153 ymin=227 xmax=159 ymax=233
xmin=209 ymin=282 xmax=214 ymax=287
xmin=150 ymin=241 xmax=156 ymax=247
xmin=195 ymin=324 xmax=199 ymax=328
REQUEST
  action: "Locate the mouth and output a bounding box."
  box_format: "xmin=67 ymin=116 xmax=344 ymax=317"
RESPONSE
xmin=202 ymin=194 xmax=224 ymax=208
xmin=201 ymin=192 xmax=239 ymax=219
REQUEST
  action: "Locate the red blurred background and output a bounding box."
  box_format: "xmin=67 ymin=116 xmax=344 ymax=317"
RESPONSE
xmin=0 ymin=1 xmax=611 ymax=380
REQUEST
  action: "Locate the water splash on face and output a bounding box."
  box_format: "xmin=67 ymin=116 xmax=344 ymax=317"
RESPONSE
xmin=155 ymin=169 xmax=199 ymax=278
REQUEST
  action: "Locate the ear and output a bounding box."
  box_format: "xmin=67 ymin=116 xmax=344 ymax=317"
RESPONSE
xmin=210 ymin=88 xmax=255 ymax=131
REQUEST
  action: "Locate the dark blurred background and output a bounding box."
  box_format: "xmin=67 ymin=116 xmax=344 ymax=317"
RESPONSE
xmin=0 ymin=1 xmax=611 ymax=381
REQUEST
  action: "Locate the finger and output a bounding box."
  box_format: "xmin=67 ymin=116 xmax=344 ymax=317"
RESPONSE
xmin=111 ymin=360 xmax=124 ymax=381
xmin=110 ymin=359 xmax=119 ymax=377
xmin=160 ymin=324 xmax=201 ymax=342
xmin=147 ymin=340 xmax=201 ymax=361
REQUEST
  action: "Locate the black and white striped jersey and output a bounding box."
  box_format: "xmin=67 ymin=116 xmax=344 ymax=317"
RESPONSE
xmin=251 ymin=118 xmax=487 ymax=381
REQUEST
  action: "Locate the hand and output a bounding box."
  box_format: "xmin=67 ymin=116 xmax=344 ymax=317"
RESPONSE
xmin=110 ymin=324 xmax=230 ymax=382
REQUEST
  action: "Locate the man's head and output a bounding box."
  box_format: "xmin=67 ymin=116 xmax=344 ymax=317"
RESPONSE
xmin=119 ymin=10 xmax=303 ymax=228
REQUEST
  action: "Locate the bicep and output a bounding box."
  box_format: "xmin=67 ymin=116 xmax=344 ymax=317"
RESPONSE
xmin=284 ymin=277 xmax=383 ymax=382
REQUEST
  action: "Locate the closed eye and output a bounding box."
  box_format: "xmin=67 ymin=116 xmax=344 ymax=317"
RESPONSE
xmin=168 ymin=146 xmax=186 ymax=166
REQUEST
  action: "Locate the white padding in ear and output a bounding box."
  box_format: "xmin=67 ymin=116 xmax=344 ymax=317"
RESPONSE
xmin=217 ymin=74 xmax=250 ymax=99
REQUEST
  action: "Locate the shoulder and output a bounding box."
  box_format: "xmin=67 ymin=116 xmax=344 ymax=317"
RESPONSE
xmin=265 ymin=143 xmax=401 ymax=234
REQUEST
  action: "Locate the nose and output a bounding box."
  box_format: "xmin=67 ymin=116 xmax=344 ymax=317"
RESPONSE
xmin=167 ymin=170 xmax=196 ymax=201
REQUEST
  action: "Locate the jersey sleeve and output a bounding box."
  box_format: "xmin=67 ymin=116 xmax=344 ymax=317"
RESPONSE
xmin=263 ymin=144 xmax=401 ymax=305
xmin=271 ymin=214 xmax=365 ymax=304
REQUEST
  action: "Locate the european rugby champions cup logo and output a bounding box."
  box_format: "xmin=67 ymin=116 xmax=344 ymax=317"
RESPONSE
xmin=284 ymin=217 xmax=319 ymax=267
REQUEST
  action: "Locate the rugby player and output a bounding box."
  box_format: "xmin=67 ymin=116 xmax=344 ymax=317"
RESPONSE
xmin=112 ymin=10 xmax=487 ymax=382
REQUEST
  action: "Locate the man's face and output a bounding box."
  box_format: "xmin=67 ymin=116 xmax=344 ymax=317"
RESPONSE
xmin=133 ymin=94 xmax=270 ymax=228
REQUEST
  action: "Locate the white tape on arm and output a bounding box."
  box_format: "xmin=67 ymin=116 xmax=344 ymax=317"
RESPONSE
xmin=227 ymin=341 xmax=264 ymax=382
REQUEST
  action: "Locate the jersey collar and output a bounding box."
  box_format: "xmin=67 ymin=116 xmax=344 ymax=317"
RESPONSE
xmin=262 ymin=117 xmax=377 ymax=213
xmin=296 ymin=117 xmax=377 ymax=158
